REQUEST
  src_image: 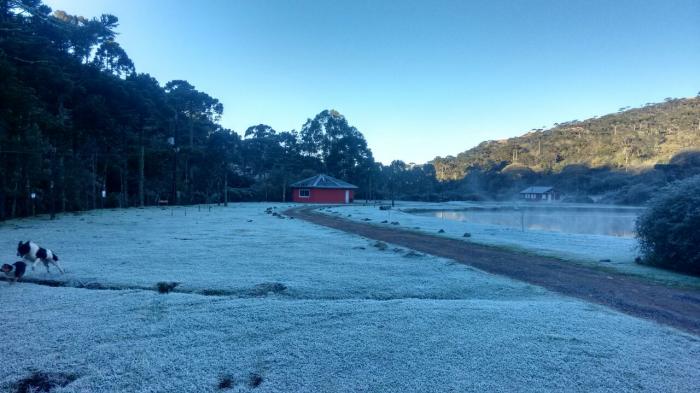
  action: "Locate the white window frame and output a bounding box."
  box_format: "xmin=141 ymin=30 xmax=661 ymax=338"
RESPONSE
xmin=299 ymin=189 xmax=311 ymax=198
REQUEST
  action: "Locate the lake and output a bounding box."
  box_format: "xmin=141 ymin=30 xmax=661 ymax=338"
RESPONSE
xmin=412 ymin=205 xmax=643 ymax=237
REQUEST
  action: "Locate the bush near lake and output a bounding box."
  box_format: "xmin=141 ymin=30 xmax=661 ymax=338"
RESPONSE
xmin=636 ymin=175 xmax=700 ymax=275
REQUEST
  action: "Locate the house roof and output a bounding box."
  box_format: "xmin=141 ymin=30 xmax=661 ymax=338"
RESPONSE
xmin=290 ymin=174 xmax=358 ymax=189
xmin=520 ymin=186 xmax=555 ymax=194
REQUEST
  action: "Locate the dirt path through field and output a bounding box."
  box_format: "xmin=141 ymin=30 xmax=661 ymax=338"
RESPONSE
xmin=286 ymin=206 xmax=700 ymax=336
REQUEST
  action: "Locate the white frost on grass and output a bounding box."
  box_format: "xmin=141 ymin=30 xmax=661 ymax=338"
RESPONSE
xmin=0 ymin=204 xmax=540 ymax=300
xmin=1 ymin=285 xmax=699 ymax=392
xmin=0 ymin=203 xmax=698 ymax=392
xmin=322 ymin=202 xmax=700 ymax=287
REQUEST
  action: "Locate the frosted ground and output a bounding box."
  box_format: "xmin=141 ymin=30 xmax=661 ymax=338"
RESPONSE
xmin=322 ymin=202 xmax=700 ymax=288
xmin=0 ymin=204 xmax=698 ymax=392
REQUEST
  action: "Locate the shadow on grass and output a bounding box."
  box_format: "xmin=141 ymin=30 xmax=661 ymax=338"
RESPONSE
xmin=13 ymin=371 xmax=77 ymax=393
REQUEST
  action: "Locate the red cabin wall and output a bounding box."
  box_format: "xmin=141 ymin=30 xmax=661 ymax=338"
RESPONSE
xmin=292 ymin=188 xmax=354 ymax=204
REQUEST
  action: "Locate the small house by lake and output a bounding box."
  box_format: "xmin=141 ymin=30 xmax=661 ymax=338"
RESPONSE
xmin=290 ymin=174 xmax=357 ymax=204
xmin=520 ymin=186 xmax=560 ymax=202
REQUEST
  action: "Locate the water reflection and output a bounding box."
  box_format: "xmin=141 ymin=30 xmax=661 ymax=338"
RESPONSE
xmin=414 ymin=206 xmax=642 ymax=237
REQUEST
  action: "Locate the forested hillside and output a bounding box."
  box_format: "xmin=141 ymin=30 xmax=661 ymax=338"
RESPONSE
xmin=433 ymin=97 xmax=700 ymax=181
xmin=0 ymin=0 xmax=386 ymax=219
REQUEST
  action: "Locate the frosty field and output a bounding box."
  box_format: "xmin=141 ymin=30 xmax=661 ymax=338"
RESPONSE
xmin=0 ymin=204 xmax=699 ymax=392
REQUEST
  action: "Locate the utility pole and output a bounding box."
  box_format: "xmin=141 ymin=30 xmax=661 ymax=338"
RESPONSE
xmin=171 ymin=145 xmax=178 ymax=205
xmin=170 ymin=115 xmax=179 ymax=205
xmin=139 ymin=125 xmax=153 ymax=207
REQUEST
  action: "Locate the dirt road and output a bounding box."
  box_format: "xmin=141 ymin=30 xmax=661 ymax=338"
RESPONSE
xmin=286 ymin=206 xmax=700 ymax=336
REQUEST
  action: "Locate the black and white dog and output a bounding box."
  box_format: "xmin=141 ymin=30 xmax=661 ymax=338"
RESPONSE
xmin=1 ymin=261 xmax=27 ymax=284
xmin=17 ymin=241 xmax=64 ymax=274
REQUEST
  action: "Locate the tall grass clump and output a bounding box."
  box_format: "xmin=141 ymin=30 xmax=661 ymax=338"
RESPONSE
xmin=636 ymin=175 xmax=700 ymax=275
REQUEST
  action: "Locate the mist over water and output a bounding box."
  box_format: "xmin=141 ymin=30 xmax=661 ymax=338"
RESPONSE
xmin=415 ymin=206 xmax=643 ymax=237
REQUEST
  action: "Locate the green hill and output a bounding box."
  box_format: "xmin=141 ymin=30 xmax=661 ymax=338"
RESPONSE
xmin=432 ymin=97 xmax=700 ymax=181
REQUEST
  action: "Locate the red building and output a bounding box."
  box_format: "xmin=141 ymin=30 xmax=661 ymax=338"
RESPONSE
xmin=290 ymin=174 xmax=358 ymax=204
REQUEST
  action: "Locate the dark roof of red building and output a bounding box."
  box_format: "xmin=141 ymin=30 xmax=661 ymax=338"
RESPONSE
xmin=290 ymin=174 xmax=358 ymax=189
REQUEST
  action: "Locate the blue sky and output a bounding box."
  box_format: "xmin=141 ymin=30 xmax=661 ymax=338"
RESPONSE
xmin=45 ymin=0 xmax=700 ymax=164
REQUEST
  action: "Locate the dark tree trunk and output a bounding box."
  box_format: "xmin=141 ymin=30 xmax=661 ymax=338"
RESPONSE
xmin=185 ymin=158 xmax=191 ymax=204
xmin=223 ymin=171 xmax=228 ymax=207
xmin=119 ymin=168 xmax=124 ymax=208
xmin=59 ymin=155 xmax=66 ymax=212
xmin=102 ymin=160 xmax=108 ymax=209
xmin=172 ymin=148 xmax=178 ymax=205
xmin=49 ymin=180 xmax=55 ymax=219
xmin=139 ymin=143 xmax=144 ymax=207
xmin=11 ymin=181 xmax=18 ymax=218
xmin=189 ymin=119 xmax=194 ymax=149
xmin=282 ymin=177 xmax=286 ymax=202
xmin=91 ymin=153 xmax=97 ymax=210
xmin=25 ymin=176 xmax=31 ymax=217
xmin=123 ymin=155 xmax=129 ymax=208
xmin=49 ymin=149 xmax=56 ymax=220
xmin=0 ymin=160 xmax=5 ymax=221
xmin=0 ymin=145 xmax=5 ymax=221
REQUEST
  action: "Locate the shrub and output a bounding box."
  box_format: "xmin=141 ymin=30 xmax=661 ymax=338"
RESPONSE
xmin=217 ymin=375 xmax=233 ymax=390
xmin=616 ymin=183 xmax=656 ymax=205
xmin=248 ymin=373 xmax=263 ymax=388
xmin=156 ymin=281 xmax=179 ymax=294
xmin=372 ymin=241 xmax=388 ymax=251
xmin=249 ymin=282 xmax=287 ymax=297
xmin=635 ymin=176 xmax=700 ymax=275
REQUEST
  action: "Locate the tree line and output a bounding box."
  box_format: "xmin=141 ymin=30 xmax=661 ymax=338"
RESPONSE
xmin=0 ymin=0 xmax=443 ymax=219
